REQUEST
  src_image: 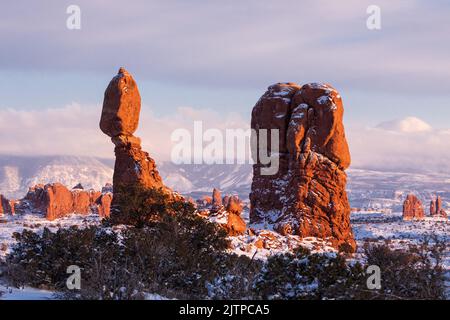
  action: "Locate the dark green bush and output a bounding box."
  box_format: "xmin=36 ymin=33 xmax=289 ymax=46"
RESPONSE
xmin=4 ymin=187 xmax=447 ymax=300
xmin=254 ymin=240 xmax=447 ymax=300
xmin=5 ymin=187 xmax=240 ymax=299
xmin=254 ymin=246 xmax=366 ymax=300
xmin=6 ymin=226 xmax=124 ymax=298
xmin=362 ymin=238 xmax=447 ymax=300
xmin=107 ymin=185 xmax=202 ymax=228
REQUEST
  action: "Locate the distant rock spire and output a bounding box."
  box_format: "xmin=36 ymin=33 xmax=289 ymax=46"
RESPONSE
xmin=403 ymin=194 xmax=425 ymax=220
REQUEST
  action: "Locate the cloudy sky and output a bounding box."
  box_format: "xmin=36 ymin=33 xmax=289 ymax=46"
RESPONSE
xmin=1 ymin=0 xmax=450 ymax=172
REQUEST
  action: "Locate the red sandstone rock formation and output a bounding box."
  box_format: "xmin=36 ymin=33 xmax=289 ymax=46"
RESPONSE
xmin=436 ymin=196 xmax=442 ymax=213
xmin=202 ymin=196 xmax=212 ymax=205
xmin=222 ymin=195 xmax=230 ymax=208
xmin=9 ymin=200 xmax=16 ymax=215
xmin=16 ymin=183 xmax=110 ymax=220
xmin=45 ymin=183 xmax=76 ymax=220
xmin=224 ymin=212 xmax=246 ymax=236
xmin=225 ymin=196 xmax=245 ymax=235
xmin=208 ymin=208 xmax=246 ymax=236
xmin=97 ymin=193 xmax=113 ymax=218
xmin=100 ymin=68 xmax=169 ymax=223
xmin=0 ymin=194 xmax=13 ymax=216
xmin=204 ymin=191 xmax=246 ymax=235
xmin=226 ymin=196 xmax=243 ymax=216
xmin=430 ymin=200 xmax=436 ymax=216
xmin=211 ymin=188 xmax=223 ymax=213
xmin=429 ymin=196 xmax=447 ymax=218
xmin=250 ymin=82 xmax=355 ymax=251
xmin=72 ymin=189 xmax=102 ymax=215
xmin=100 ymin=67 xmax=141 ymax=137
xmin=403 ymin=194 xmax=425 ymax=220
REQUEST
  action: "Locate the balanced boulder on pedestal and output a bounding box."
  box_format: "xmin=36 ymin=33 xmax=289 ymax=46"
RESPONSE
xmin=100 ymin=68 xmax=169 ymax=223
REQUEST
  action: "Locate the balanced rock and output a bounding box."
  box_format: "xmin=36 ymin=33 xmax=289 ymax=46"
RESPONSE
xmin=100 ymin=68 xmax=170 ymax=223
xmin=403 ymin=194 xmax=425 ymax=220
xmin=112 ymin=135 xmax=165 ymax=191
xmin=250 ymin=82 xmax=355 ymax=251
xmin=100 ymin=67 xmax=141 ymax=138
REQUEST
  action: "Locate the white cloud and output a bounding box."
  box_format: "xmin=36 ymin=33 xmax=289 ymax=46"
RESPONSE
xmin=0 ymin=104 xmax=248 ymax=162
xmin=375 ymin=117 xmax=432 ymax=133
xmin=1 ymin=105 xmax=449 ymax=173
xmin=348 ymin=118 xmax=450 ymax=173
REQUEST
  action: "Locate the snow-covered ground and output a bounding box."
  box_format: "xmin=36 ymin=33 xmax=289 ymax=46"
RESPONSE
xmin=351 ymin=212 xmax=450 ymax=270
xmin=0 ymin=283 xmax=170 ymax=300
xmin=0 ymin=213 xmax=101 ymax=259
xmin=0 ymin=213 xmax=170 ymax=300
xmin=0 ymin=211 xmax=448 ymax=299
xmin=352 ymin=212 xmax=449 ymax=243
xmin=0 ymin=283 xmax=54 ymax=300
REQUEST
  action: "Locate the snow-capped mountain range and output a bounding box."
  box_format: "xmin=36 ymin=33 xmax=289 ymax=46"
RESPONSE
xmin=0 ymin=155 xmax=114 ymax=199
xmin=0 ymin=155 xmax=449 ymax=211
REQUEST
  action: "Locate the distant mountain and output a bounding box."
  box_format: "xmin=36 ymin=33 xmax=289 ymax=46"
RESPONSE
xmin=159 ymin=164 xmax=450 ymax=212
xmin=346 ymin=168 xmax=450 ymax=211
xmin=0 ymin=155 xmax=449 ymax=211
xmin=158 ymin=162 xmax=252 ymax=198
xmin=0 ymin=155 xmax=114 ymax=198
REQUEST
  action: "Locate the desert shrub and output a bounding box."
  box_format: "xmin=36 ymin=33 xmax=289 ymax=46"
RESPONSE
xmin=253 ymin=239 xmax=448 ymax=300
xmin=205 ymin=253 xmax=263 ymax=300
xmin=107 ymin=185 xmax=192 ymax=227
xmin=253 ymin=247 xmax=366 ymax=300
xmin=5 ymin=187 xmax=242 ymax=299
xmin=362 ymin=237 xmax=447 ymax=300
xmin=4 ymin=185 xmax=447 ymax=300
xmin=6 ymin=226 xmax=122 ymax=295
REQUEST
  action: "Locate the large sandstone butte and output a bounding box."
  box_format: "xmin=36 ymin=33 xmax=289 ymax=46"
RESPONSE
xmin=250 ymin=82 xmax=355 ymax=251
xmin=402 ymin=194 xmax=425 ymax=220
xmin=100 ymin=68 xmax=168 ymax=222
